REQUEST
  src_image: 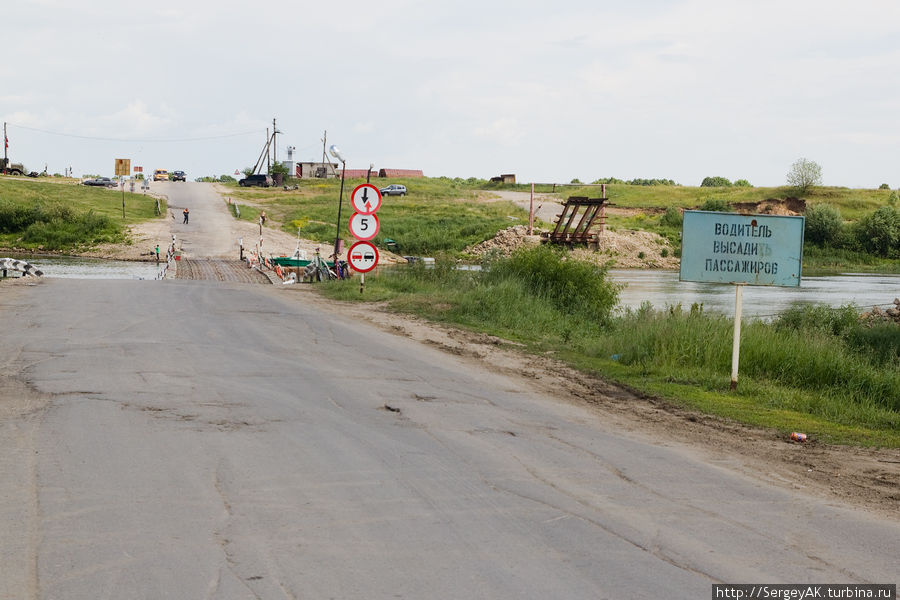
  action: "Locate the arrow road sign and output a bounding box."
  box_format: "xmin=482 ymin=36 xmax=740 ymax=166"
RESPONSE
xmin=348 ymin=212 xmax=380 ymax=242
xmin=347 ymin=241 xmax=379 ymax=273
xmin=351 ymin=184 xmax=382 ymax=215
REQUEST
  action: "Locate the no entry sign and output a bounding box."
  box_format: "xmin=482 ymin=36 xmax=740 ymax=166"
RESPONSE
xmin=348 ymin=212 xmax=380 ymax=242
xmin=350 ymin=184 xmax=382 ymax=215
xmin=347 ymin=241 xmax=379 ymax=273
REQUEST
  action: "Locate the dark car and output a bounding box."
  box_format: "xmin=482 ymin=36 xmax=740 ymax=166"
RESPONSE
xmin=83 ymin=177 xmax=114 ymax=187
xmin=379 ymin=184 xmax=407 ymax=196
xmin=171 ymin=170 xmax=186 ymax=182
xmin=239 ymin=174 xmax=273 ymax=187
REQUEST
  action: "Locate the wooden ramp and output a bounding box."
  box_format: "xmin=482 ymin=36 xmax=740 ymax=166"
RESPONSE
xmin=545 ymin=196 xmax=610 ymax=245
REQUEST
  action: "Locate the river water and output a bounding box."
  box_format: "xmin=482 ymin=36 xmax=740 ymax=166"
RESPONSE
xmin=3 ymin=254 xmax=897 ymax=319
xmin=2 ymin=254 xmax=162 ymax=280
xmin=609 ymin=269 xmax=899 ymax=318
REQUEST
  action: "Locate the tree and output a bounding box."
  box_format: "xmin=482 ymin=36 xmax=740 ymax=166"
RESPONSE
xmin=269 ymin=161 xmax=290 ymax=176
xmin=734 ymin=179 xmax=752 ymax=187
xmin=241 ymin=167 xmax=254 ymax=177
xmin=854 ymin=206 xmax=900 ymax=257
xmin=700 ymin=176 xmax=732 ymax=187
xmin=804 ymin=204 xmax=843 ymax=246
xmin=786 ymin=158 xmax=822 ymax=193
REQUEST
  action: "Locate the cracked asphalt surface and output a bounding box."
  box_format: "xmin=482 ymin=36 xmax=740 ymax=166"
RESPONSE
xmin=0 ymin=183 xmax=897 ymax=599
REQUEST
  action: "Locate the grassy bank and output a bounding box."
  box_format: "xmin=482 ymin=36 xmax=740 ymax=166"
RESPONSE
xmin=223 ymin=178 xmax=530 ymax=256
xmin=0 ymin=178 xmax=164 ymax=251
xmin=224 ymin=177 xmax=898 ymax=272
xmin=318 ymin=246 xmax=900 ymax=447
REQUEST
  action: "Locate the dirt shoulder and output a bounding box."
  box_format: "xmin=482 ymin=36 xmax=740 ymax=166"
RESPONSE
xmin=286 ymin=285 xmax=900 ymax=518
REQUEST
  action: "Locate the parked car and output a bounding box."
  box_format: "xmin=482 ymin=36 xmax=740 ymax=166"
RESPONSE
xmin=239 ymin=174 xmax=273 ymax=187
xmin=83 ymin=177 xmax=114 ymax=187
xmin=171 ymin=170 xmax=186 ymax=182
xmin=379 ymin=184 xmax=407 ymax=196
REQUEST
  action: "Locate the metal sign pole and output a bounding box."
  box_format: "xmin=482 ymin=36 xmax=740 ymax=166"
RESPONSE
xmin=731 ymin=283 xmax=744 ymax=390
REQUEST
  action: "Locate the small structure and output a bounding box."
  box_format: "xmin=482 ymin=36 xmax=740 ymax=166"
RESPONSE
xmin=543 ymin=194 xmax=611 ymax=246
xmin=295 ymin=162 xmax=339 ymax=179
xmin=379 ymin=168 xmax=424 ymax=178
xmin=339 ymin=169 xmax=376 ymax=179
xmin=490 ymin=173 xmax=516 ymax=184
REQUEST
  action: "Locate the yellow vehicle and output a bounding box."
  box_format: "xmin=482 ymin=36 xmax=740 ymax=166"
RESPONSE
xmin=153 ymin=169 xmax=169 ymax=181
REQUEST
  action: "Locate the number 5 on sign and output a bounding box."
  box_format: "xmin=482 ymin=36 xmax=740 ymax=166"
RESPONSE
xmin=348 ymin=212 xmax=380 ymax=242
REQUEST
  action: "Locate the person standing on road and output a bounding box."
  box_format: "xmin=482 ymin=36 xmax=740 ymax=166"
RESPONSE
xmin=183 ymin=208 xmax=189 ymax=224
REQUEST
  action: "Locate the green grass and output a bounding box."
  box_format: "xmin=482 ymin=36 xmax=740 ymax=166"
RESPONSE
xmin=223 ymin=177 xmax=897 ymax=271
xmin=318 ymin=247 xmax=900 ymax=447
xmin=221 ymin=178 xmax=528 ymax=256
xmin=0 ymin=178 xmax=166 ymax=251
xmin=565 ymin=183 xmax=890 ymax=215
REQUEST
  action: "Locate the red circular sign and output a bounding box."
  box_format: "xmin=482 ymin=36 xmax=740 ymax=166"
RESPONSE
xmin=348 ymin=212 xmax=380 ymax=241
xmin=347 ymin=241 xmax=379 ymax=273
xmin=350 ymin=184 xmax=382 ymax=215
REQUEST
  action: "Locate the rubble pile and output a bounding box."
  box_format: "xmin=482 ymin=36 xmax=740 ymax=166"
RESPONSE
xmin=860 ymin=298 xmax=900 ymax=325
xmin=573 ymin=230 xmax=680 ymax=269
xmin=466 ymin=226 xmax=681 ymax=269
xmin=467 ymin=226 xmax=541 ymax=257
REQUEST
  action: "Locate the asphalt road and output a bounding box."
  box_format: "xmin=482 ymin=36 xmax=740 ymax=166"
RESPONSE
xmin=0 ymin=184 xmax=897 ymax=599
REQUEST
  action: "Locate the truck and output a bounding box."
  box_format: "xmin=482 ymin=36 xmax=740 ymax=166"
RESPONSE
xmin=1 ymin=157 xmax=27 ymax=176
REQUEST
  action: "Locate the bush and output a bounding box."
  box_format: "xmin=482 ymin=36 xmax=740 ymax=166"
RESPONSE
xmin=734 ymin=179 xmax=752 ymax=187
xmin=854 ymin=206 xmax=900 ymax=257
xmin=804 ymin=203 xmax=844 ymax=246
xmin=699 ymin=198 xmax=731 ymax=212
xmin=484 ymin=246 xmax=620 ymax=326
xmin=879 ymin=183 xmax=891 ymax=190
xmin=890 ymin=191 xmax=898 ymax=207
xmin=700 ymin=176 xmax=732 ymax=187
xmin=660 ymin=206 xmax=683 ymax=228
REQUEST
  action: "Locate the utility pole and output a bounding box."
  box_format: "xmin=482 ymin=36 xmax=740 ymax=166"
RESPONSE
xmin=2 ymin=122 xmax=7 ymax=174
xmin=266 ymin=128 xmax=270 ymax=173
xmin=272 ymin=117 xmax=277 ymax=165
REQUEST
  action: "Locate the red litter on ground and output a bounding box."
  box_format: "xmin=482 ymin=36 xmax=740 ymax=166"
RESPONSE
xmin=790 ymin=432 xmax=808 ymax=442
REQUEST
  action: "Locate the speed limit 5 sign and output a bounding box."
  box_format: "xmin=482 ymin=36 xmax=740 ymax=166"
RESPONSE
xmin=348 ymin=212 xmax=380 ymax=242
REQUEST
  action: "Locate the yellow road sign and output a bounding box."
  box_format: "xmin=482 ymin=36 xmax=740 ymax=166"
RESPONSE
xmin=115 ymin=158 xmax=131 ymax=176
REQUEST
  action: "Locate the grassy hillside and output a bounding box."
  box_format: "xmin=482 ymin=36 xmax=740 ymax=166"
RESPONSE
xmin=225 ymin=177 xmax=898 ymax=272
xmin=224 ymin=178 xmax=530 ymax=256
xmin=0 ymin=177 xmax=165 ymax=251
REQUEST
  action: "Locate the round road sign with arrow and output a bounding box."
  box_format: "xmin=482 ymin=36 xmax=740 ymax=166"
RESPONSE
xmin=350 ymin=184 xmax=382 ymax=215
xmin=348 ymin=212 xmax=380 ymax=242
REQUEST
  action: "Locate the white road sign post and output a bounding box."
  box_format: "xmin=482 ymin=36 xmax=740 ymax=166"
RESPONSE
xmin=347 ymin=241 xmax=379 ymax=272
xmin=350 ymin=184 xmax=382 ymax=215
xmin=348 ymin=183 xmax=383 ymax=293
xmin=348 ymin=212 xmax=380 ymax=242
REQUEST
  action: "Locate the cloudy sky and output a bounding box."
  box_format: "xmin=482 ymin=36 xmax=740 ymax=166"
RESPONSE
xmin=3 ymin=0 xmax=899 ymax=187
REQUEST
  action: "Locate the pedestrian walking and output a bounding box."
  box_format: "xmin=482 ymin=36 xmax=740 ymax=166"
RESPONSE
xmin=183 ymin=208 xmax=189 ymax=224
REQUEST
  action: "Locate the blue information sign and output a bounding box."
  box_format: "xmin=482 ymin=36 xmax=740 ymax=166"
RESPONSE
xmin=680 ymin=211 xmax=805 ymax=287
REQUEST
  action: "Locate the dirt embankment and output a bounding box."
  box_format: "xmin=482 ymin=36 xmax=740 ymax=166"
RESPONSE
xmin=467 ymin=226 xmax=679 ymax=269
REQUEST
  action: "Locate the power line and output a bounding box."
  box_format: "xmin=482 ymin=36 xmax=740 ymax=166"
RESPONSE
xmin=7 ymin=123 xmax=260 ymax=143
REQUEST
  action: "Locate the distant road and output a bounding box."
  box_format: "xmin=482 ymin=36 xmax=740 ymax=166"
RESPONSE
xmin=0 ymin=185 xmax=897 ymax=598
xmin=154 ymin=181 xmax=239 ymax=258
